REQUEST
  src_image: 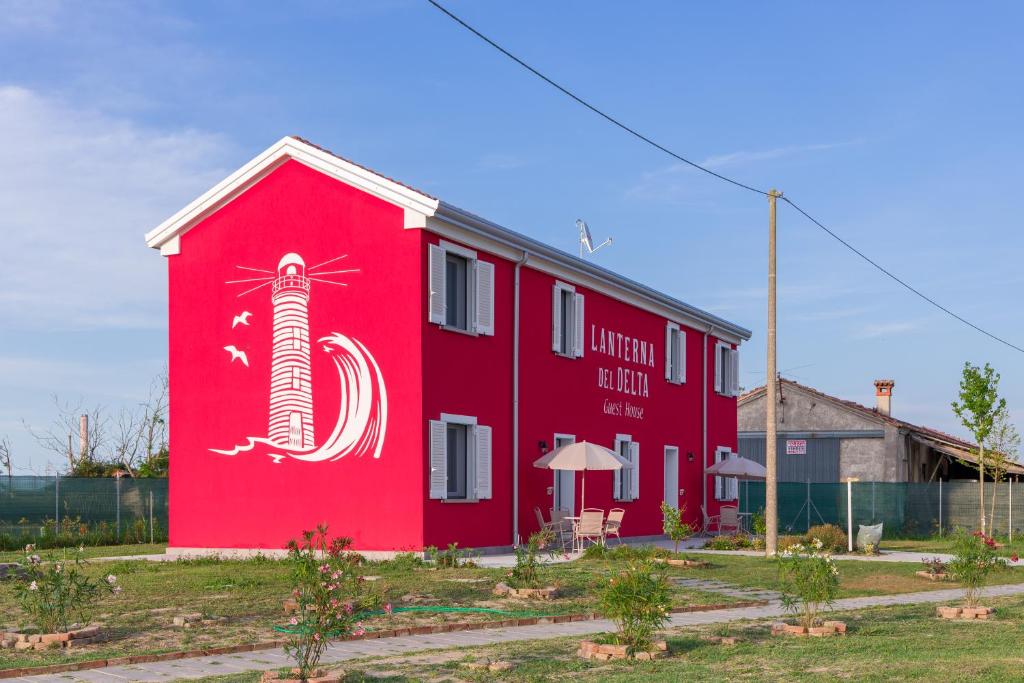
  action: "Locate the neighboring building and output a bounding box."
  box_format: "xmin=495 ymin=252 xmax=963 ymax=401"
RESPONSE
xmin=145 ymin=136 xmax=751 ymax=553
xmin=737 ymin=378 xmax=1024 ymax=483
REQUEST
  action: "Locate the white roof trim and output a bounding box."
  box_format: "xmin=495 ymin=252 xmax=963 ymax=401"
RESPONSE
xmin=144 ymin=137 xmax=751 ymax=343
xmin=144 ymin=136 xmax=440 ymax=251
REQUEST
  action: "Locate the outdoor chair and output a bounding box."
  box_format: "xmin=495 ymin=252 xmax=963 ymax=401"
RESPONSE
xmin=604 ymin=508 xmax=625 ymax=545
xmin=700 ymin=504 xmax=720 ymax=536
xmin=719 ymin=506 xmax=740 ymax=535
xmin=573 ymin=509 xmax=606 ymax=553
xmin=534 ymin=506 xmax=556 ymax=533
xmin=548 ymin=508 xmax=574 ymax=551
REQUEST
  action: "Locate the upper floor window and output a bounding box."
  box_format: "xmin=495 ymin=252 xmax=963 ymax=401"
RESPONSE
xmin=552 ymin=281 xmax=584 ymax=358
xmin=715 ymin=342 xmax=739 ymax=397
xmin=428 ymin=241 xmax=494 ymax=336
xmin=664 ymin=322 xmax=686 ymax=384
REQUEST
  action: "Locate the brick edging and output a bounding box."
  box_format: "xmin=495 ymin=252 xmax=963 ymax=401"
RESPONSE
xmin=0 ymin=600 xmax=766 ymax=680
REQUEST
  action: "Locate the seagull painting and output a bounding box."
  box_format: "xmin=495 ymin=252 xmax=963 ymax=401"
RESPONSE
xmin=224 ymin=345 xmax=249 ymax=367
xmin=232 ymin=311 xmax=253 ymax=328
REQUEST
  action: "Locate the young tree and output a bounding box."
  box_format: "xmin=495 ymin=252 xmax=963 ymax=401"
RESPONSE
xmin=952 ymin=362 xmax=1007 ymax=535
xmin=986 ymin=411 xmax=1020 ymax=531
xmin=0 ymin=437 xmax=11 ymax=482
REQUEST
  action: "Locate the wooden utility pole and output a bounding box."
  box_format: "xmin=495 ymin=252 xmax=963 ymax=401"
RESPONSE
xmin=765 ymin=189 xmax=782 ymax=556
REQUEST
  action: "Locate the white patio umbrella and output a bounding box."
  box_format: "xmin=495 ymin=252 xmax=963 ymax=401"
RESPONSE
xmin=533 ymin=441 xmax=630 ymax=516
xmin=704 ymin=454 xmax=768 ymax=519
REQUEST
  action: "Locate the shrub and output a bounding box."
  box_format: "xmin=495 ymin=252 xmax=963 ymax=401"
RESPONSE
xmin=507 ymin=530 xmax=555 ymax=589
xmin=425 ymin=542 xmax=477 ymax=568
xmin=777 ymin=538 xmax=840 ymax=628
xmin=706 ymin=533 xmax=752 ymax=550
xmin=660 ymin=502 xmax=694 ymax=554
xmin=14 ymin=545 xmax=121 ymax=633
xmin=281 ymin=525 xmax=379 ymax=681
xmin=921 ymin=556 xmax=947 ymax=576
xmin=947 ymin=530 xmax=1005 ymax=607
xmin=598 ymin=561 xmax=672 ymax=655
xmin=751 ymin=509 xmax=767 ymax=537
xmin=581 ymin=543 xmax=656 ymax=562
xmin=777 ymin=534 xmax=804 ymax=551
xmin=804 ymin=524 xmax=848 ymax=553
xmin=378 ymin=552 xmax=425 ymax=571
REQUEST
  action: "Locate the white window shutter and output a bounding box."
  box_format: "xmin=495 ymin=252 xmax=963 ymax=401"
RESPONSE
xmin=474 ymin=260 xmax=495 ymax=336
xmin=730 ymin=348 xmax=740 ymax=396
xmin=573 ymin=293 xmax=585 ymax=357
xmin=428 ymin=244 xmax=446 ymax=325
xmin=474 ymin=425 xmax=492 ymax=499
xmin=678 ymin=329 xmax=687 ymax=383
xmin=551 ymin=285 xmax=562 ymax=352
xmin=429 ymin=420 xmax=447 ymax=499
xmin=714 ymin=343 xmax=724 ymax=393
xmin=714 ymin=449 xmax=723 ymax=501
xmin=664 ymin=324 xmax=674 ymax=381
xmin=630 ymin=442 xmax=640 ymax=500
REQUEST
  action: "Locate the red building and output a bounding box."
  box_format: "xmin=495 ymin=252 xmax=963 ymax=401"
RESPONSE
xmin=145 ymin=136 xmax=751 ymax=553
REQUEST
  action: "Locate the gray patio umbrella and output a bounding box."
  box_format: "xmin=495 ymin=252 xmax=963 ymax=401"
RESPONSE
xmin=533 ymin=441 xmax=630 ymax=516
xmin=704 ymin=454 xmax=767 ymax=517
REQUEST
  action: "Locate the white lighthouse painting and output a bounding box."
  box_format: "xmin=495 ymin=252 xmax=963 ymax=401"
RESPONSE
xmin=211 ymin=252 xmax=387 ymax=464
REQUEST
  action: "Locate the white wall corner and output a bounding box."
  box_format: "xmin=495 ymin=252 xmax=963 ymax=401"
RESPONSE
xmin=159 ymin=235 xmax=181 ymax=256
xmin=404 ymin=209 xmax=427 ymax=230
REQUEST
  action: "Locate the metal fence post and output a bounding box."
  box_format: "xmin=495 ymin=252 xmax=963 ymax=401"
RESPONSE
xmin=54 ymin=474 xmax=60 ymax=530
xmin=939 ymin=479 xmax=943 ymax=536
xmin=115 ymin=476 xmax=121 ymax=542
xmin=1003 ymin=479 xmax=1011 ymax=540
xmin=149 ymin=491 xmax=154 ymax=544
xmin=806 ymin=480 xmax=811 ymax=532
xmin=847 ymin=479 xmax=854 ymax=553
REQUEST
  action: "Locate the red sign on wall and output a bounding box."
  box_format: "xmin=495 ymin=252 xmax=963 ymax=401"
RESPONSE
xmin=786 ymin=439 xmax=807 ymax=455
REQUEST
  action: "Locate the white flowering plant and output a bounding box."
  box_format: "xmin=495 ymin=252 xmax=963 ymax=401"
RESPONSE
xmin=597 ymin=561 xmax=672 ymax=655
xmin=14 ymin=544 xmax=121 ymax=634
xmin=776 ymin=538 xmax=840 ymax=629
xmin=279 ymin=525 xmax=380 ymax=681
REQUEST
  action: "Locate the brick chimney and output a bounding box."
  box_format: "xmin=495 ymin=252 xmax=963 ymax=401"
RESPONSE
xmin=874 ymin=380 xmax=894 ymax=416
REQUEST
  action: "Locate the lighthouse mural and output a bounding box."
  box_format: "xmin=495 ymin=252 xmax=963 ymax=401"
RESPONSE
xmin=268 ymin=253 xmax=314 ymax=449
xmin=212 ymin=251 xmax=388 ymax=464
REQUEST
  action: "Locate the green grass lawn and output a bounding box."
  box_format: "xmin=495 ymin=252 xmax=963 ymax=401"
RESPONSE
xmin=0 ymin=543 xmax=167 ymax=563
xmin=189 ymin=596 xmax=1024 ymax=682
xmin=2 ymin=549 xmax=1022 ymax=673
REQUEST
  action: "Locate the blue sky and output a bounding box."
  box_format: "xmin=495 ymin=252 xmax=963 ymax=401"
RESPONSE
xmin=3 ymin=0 xmax=1023 ymax=471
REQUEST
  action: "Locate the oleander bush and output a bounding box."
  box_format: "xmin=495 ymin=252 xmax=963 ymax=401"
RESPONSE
xmin=598 ymin=560 xmax=672 ymax=655
xmin=804 ymin=524 xmax=848 ymax=553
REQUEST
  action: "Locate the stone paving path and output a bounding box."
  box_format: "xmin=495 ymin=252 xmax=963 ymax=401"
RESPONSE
xmin=14 ymin=582 xmax=1024 ymax=682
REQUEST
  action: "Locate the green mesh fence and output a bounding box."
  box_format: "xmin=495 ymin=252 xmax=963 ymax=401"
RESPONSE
xmin=0 ymin=476 xmax=168 ymax=543
xmin=737 ymin=480 xmax=1023 ymax=537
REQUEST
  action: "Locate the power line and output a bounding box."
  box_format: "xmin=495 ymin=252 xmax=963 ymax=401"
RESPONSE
xmin=425 ymin=0 xmax=1024 ymax=355
xmin=783 ymin=196 xmax=1024 ymax=354
xmin=425 ymin=0 xmax=768 ymax=197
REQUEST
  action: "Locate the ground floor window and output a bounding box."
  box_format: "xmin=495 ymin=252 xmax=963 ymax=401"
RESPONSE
xmin=429 ymin=414 xmax=492 ymax=501
xmin=553 ymin=434 xmax=575 ymax=512
xmin=613 ymin=435 xmax=640 ymax=502
xmin=714 ymin=446 xmax=738 ymax=501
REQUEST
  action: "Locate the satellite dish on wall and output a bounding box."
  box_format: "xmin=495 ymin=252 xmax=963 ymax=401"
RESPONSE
xmin=576 ymin=219 xmax=613 ymax=258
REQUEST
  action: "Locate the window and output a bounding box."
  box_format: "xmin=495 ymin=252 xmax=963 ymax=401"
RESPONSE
xmin=428 ymin=414 xmax=492 ymax=501
xmin=613 ymin=435 xmax=640 ymax=502
xmin=664 ymin=322 xmax=685 ymax=384
xmin=553 ymin=434 xmax=575 ymax=513
xmin=446 ymin=423 xmax=469 ymax=499
xmin=714 ymin=342 xmax=739 ymax=396
xmin=552 ymin=281 xmax=584 ymax=358
xmin=714 ymin=446 xmax=738 ymax=501
xmin=428 ymin=241 xmax=495 ymax=336
xmin=444 ymin=253 xmax=469 ymax=330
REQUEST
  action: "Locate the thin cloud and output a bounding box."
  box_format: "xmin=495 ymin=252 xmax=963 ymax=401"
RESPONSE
xmin=0 ymin=85 xmax=232 ymax=331
xmin=854 ymin=320 xmax=924 ymax=339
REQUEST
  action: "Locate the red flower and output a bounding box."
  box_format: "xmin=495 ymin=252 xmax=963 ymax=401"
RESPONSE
xmin=1011 ymin=554 xmax=1019 ymax=563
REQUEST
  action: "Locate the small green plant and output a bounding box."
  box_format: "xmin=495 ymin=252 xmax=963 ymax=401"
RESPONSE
xmin=281 ymin=524 xmax=379 ymax=681
xmin=660 ymin=502 xmax=694 ymax=555
xmin=506 ymin=530 xmax=555 ymax=589
xmin=598 ymin=561 xmax=672 ymax=655
xmin=425 ymin=542 xmax=477 ymax=568
xmin=921 ymin=556 xmax=947 ymax=576
xmin=947 ymin=530 xmax=1005 ymax=607
xmin=379 ymin=552 xmax=425 ymax=571
xmin=804 ymin=524 xmax=848 ymax=553
xmin=777 ymin=538 xmax=840 ymax=629
xmin=14 ymin=544 xmax=121 ymax=633
xmin=706 ymin=533 xmax=753 ymax=550
xmin=751 ymin=509 xmax=767 ymax=537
